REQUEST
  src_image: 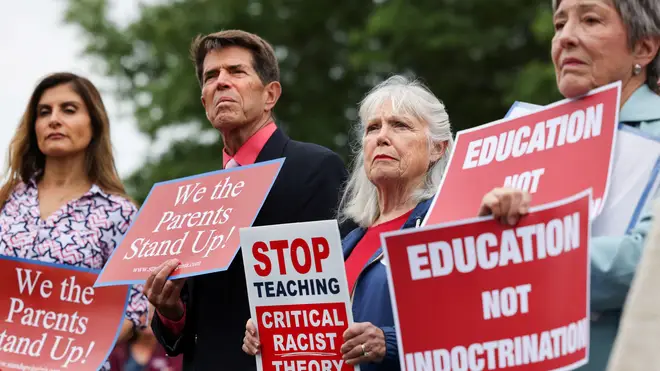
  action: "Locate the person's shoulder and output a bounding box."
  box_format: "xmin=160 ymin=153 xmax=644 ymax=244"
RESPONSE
xmin=283 ymin=139 xmax=346 ymax=172
xmin=285 ymin=138 xmax=341 ymax=160
xmin=2 ymin=180 xmax=34 ymax=207
xmin=622 ymin=85 xmax=660 ymax=129
xmin=99 ymin=190 xmax=139 ymax=217
xmin=98 ymin=193 xmax=139 ymax=232
xmin=8 ymin=181 xmax=30 ymax=196
xmin=342 ymin=226 xmax=365 ymax=245
xmin=104 ymin=192 xmax=136 ymax=208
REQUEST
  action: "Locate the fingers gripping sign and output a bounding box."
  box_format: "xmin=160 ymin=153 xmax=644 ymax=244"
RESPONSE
xmin=478 ymin=187 xmax=532 ymax=226
xmin=242 ymin=318 xmax=261 ymax=355
xmin=340 ymin=322 xmax=386 ymax=365
xmin=144 ymin=259 xmax=186 ymax=321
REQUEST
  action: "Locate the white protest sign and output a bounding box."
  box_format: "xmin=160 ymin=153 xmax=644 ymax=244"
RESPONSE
xmin=240 ymin=220 xmax=358 ymax=371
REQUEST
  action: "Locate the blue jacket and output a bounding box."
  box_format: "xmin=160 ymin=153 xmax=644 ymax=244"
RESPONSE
xmin=342 ymin=199 xmax=433 ymax=371
xmin=582 ymin=85 xmax=660 ymax=370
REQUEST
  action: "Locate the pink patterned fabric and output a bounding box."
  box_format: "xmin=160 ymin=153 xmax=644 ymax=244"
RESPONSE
xmin=0 ymin=178 xmax=148 ymax=370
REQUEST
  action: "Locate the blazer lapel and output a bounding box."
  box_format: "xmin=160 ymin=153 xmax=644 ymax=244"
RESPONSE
xmin=255 ymin=128 xmax=289 ymax=163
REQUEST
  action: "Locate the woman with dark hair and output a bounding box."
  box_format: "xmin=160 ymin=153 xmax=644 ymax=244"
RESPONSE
xmin=0 ymin=72 xmax=148 ymax=370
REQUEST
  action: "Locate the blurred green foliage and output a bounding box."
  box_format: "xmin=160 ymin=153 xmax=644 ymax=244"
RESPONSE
xmin=64 ymin=0 xmax=563 ymax=204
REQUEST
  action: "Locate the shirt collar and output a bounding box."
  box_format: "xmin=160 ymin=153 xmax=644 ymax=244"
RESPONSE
xmin=620 ymin=84 xmax=660 ymax=123
xmin=26 ymin=173 xmax=107 ymax=199
xmin=222 ymin=122 xmax=277 ymax=168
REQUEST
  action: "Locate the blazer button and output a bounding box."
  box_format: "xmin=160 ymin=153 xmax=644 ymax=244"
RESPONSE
xmin=195 ymin=334 xmax=198 ymax=343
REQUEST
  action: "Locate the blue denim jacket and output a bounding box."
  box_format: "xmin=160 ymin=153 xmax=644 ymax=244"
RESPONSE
xmin=582 ymin=85 xmax=660 ymax=370
xmin=342 ymin=200 xmax=432 ymax=371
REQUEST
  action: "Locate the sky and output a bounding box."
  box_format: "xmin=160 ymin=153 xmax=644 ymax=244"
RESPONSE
xmin=0 ymin=0 xmax=151 ymax=179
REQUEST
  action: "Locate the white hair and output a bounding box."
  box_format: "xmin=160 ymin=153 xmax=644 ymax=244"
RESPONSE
xmin=552 ymin=0 xmax=660 ymax=91
xmin=338 ymin=75 xmax=454 ymax=228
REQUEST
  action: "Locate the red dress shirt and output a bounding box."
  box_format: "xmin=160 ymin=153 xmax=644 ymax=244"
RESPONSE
xmin=345 ymin=210 xmax=413 ymax=293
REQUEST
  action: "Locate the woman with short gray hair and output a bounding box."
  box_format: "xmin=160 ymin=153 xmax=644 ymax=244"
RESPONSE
xmin=551 ymin=0 xmax=660 ymax=97
xmin=480 ymin=0 xmax=660 ymax=369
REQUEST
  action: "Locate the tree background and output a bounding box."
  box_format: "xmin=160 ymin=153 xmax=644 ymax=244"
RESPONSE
xmin=64 ymin=0 xmax=563 ymax=204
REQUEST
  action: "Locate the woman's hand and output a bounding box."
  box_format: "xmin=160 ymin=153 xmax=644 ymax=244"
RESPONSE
xmin=340 ymin=322 xmax=386 ymax=365
xmin=242 ymin=319 xmax=261 ymax=355
xmin=478 ymin=187 xmax=532 ymax=226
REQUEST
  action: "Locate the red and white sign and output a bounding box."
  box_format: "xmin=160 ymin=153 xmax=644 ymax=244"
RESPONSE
xmin=94 ymin=158 xmax=284 ymax=287
xmin=423 ymin=82 xmax=620 ymax=226
xmin=240 ymin=220 xmax=358 ymax=371
xmin=382 ymin=190 xmax=591 ymax=371
xmin=0 ymin=256 xmax=130 ymax=371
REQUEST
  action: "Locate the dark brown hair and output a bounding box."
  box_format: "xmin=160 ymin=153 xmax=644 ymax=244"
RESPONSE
xmin=189 ymin=29 xmax=280 ymax=87
xmin=0 ymin=72 xmax=133 ymax=205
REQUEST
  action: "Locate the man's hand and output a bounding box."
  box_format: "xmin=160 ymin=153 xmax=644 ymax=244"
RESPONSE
xmin=144 ymin=259 xmax=186 ymax=321
xmin=242 ymin=319 xmax=261 ymax=355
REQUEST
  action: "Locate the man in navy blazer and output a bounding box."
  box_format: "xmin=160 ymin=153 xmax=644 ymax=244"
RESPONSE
xmin=144 ymin=29 xmax=354 ymax=371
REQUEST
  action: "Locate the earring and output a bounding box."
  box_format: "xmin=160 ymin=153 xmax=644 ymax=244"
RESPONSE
xmin=633 ymin=63 xmax=643 ymax=76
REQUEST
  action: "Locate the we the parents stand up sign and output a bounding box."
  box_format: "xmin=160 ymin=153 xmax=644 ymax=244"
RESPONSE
xmin=0 ymin=256 xmax=129 ymax=371
xmin=94 ymin=159 xmax=283 ymax=287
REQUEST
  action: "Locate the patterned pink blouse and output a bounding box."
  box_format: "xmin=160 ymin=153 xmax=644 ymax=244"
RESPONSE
xmin=0 ymin=178 xmax=148 ymax=370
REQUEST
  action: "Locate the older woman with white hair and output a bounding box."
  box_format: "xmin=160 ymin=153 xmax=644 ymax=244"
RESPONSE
xmin=334 ymin=75 xmax=454 ymax=371
xmin=480 ymin=0 xmax=660 ymax=369
xmin=241 ymin=75 xmax=454 ymax=370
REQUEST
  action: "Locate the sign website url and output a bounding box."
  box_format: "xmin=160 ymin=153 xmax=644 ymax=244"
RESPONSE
xmin=133 ymin=261 xmax=202 ymax=273
xmin=0 ymin=361 xmax=59 ymax=371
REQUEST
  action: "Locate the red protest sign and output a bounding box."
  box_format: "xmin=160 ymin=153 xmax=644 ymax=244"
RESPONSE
xmin=0 ymin=256 xmax=129 ymax=371
xmin=255 ymin=303 xmax=351 ymax=371
xmin=382 ymin=191 xmax=591 ymax=371
xmin=240 ymin=220 xmax=356 ymax=371
xmin=424 ymin=82 xmax=620 ymax=226
xmin=94 ymin=159 xmax=283 ymax=287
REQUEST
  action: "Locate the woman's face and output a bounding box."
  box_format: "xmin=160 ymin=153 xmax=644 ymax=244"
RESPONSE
xmin=35 ymin=83 xmax=93 ymax=158
xmin=363 ymin=102 xmax=441 ymax=190
xmin=551 ymin=0 xmax=634 ymax=98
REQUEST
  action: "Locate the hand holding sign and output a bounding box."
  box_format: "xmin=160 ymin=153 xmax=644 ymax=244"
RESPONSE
xmin=144 ymin=259 xmax=186 ymax=321
xmin=242 ymin=319 xmax=261 ymax=355
xmin=341 ymin=323 xmax=386 ymax=365
xmin=94 ymin=159 xmax=283 ymax=287
xmin=478 ymin=187 xmax=533 ymax=226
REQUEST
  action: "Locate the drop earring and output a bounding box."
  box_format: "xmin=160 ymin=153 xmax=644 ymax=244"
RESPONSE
xmin=633 ymin=63 xmax=642 ymax=75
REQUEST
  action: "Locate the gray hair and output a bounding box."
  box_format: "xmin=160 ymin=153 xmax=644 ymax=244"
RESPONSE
xmin=552 ymin=0 xmax=660 ymax=91
xmin=338 ymin=75 xmax=454 ymax=228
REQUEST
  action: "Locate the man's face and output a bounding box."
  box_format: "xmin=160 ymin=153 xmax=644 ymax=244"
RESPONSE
xmin=200 ymin=46 xmax=268 ymax=132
